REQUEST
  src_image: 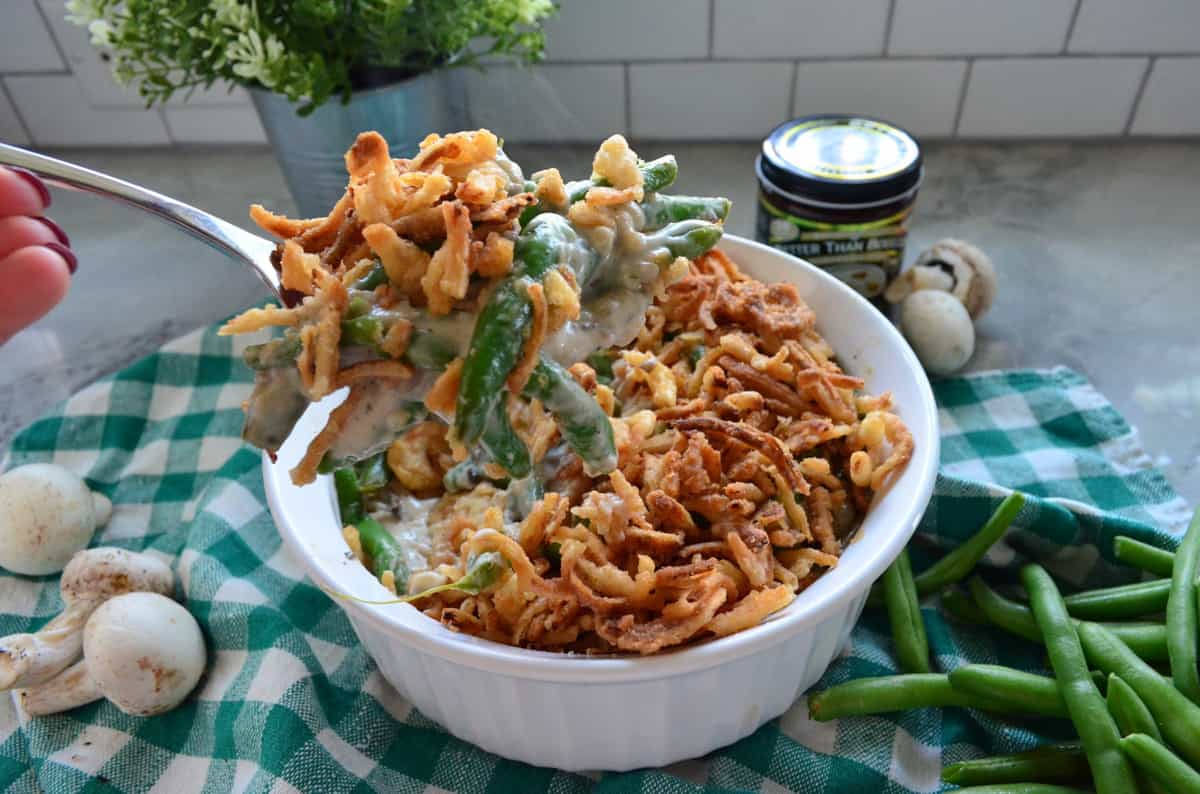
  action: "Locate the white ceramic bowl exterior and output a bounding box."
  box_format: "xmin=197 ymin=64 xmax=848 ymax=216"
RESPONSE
xmin=264 ymin=235 xmax=940 ymax=771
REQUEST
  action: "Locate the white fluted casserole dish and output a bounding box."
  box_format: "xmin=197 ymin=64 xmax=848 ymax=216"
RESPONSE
xmin=264 ymin=234 xmax=939 ymax=771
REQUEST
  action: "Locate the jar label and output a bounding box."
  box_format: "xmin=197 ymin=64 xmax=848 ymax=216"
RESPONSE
xmin=756 ymin=196 xmax=911 ymax=299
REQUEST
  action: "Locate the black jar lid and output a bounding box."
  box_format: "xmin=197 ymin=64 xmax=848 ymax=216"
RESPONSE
xmin=759 ymin=115 xmax=922 ymax=207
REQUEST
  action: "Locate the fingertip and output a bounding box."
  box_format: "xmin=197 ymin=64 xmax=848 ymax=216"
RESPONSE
xmin=2 ymin=167 xmax=51 ymax=214
xmin=0 ymin=245 xmax=72 ymax=343
xmin=43 ymin=242 xmax=78 ymax=275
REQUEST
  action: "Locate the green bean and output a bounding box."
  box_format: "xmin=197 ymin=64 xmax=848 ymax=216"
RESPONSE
xmin=1121 ymin=733 xmax=1200 ymax=793
xmin=353 ymin=453 xmax=389 ymax=493
xmin=480 ymin=403 xmax=531 ymax=479
xmin=639 ymin=194 xmax=732 ymax=229
xmin=1063 ymin=578 xmax=1170 ymax=620
xmin=912 ymin=492 xmax=1026 ymax=595
xmin=639 ymin=155 xmax=679 ymax=193
xmin=333 ymin=468 xmax=364 ymax=525
xmin=456 ymin=214 xmax=579 ymax=447
xmin=519 ymin=155 xmax=680 ymax=226
xmin=403 ymin=330 xmax=458 ymax=370
xmin=970 ymin=576 xmax=1169 ymax=661
xmin=948 ymin=664 xmax=1069 ymax=719
xmin=940 ymin=588 xmax=989 ymax=624
xmin=941 ymin=745 xmax=1089 ymax=786
xmin=521 ymin=356 xmax=616 ymax=476
xmin=243 ymin=333 xmax=302 ymax=370
xmin=355 ymin=517 xmax=409 ymax=593
xmin=442 ymin=458 xmax=484 ymax=493
xmin=945 ymin=786 xmax=1091 ymax=794
xmin=1168 ymin=507 xmax=1200 ymax=701
xmin=656 ymin=219 xmax=724 ymax=261
xmin=1078 ymin=621 xmax=1200 ymax=768
xmin=882 ymin=549 xmax=930 ymax=673
xmin=808 ymin=674 xmax=1039 ymax=721
xmin=1106 ymin=674 xmax=1163 ymax=742
xmin=404 ymin=551 xmax=507 ymax=601
xmin=351 ymin=261 xmax=388 ymax=291
xmin=1113 ymin=535 xmax=1175 ymax=577
xmin=1020 ymin=564 xmax=1137 ymax=794
xmin=1107 ymin=674 xmax=1169 ymax=794
xmin=585 ymin=350 xmax=615 ymax=385
xmin=340 ymin=314 xmax=385 ymax=349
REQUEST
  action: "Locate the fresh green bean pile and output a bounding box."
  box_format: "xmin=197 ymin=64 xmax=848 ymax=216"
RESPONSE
xmin=807 ymin=498 xmax=1200 ymax=792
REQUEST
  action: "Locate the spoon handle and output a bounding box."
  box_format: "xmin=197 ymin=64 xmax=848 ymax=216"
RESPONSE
xmin=0 ymin=142 xmax=280 ymax=296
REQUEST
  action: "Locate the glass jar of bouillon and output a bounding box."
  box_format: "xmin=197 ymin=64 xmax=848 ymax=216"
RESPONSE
xmin=755 ymin=115 xmax=923 ymax=303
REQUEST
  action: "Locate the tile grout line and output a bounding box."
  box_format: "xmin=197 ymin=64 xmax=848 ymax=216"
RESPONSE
xmin=787 ymin=60 xmax=799 ymax=117
xmin=33 ymin=0 xmax=73 ymax=74
xmin=1123 ymin=56 xmax=1156 ymax=135
xmin=1062 ymin=0 xmax=1084 ymax=55
xmin=534 ymin=53 xmax=1183 ymax=67
xmin=158 ymin=107 xmax=176 ymax=145
xmin=0 ymin=69 xmax=73 ymax=77
xmin=0 ymin=78 xmax=35 ymax=145
xmin=707 ymin=0 xmax=716 ymax=58
xmin=623 ymin=63 xmax=632 ymax=136
xmin=951 ymin=58 xmax=974 ymax=138
xmin=882 ymin=0 xmax=897 ymax=56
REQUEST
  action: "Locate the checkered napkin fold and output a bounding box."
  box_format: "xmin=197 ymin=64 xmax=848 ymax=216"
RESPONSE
xmin=0 ymin=324 xmax=1190 ymax=794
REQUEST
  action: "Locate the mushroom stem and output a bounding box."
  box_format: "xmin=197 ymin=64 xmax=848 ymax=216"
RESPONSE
xmin=18 ymin=659 xmax=103 ymax=717
xmin=0 ymin=548 xmax=174 ymax=693
xmin=0 ymin=601 xmax=95 ymax=689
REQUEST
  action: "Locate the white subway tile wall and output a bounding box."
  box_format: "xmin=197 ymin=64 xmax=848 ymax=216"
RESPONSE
xmin=792 ymin=60 xmax=966 ymax=137
xmin=0 ymin=1 xmax=65 ymax=72
xmin=958 ymin=58 xmax=1147 ymax=138
xmin=542 ymin=0 xmax=709 ymax=61
xmin=0 ymin=85 xmax=31 ymax=146
xmin=713 ymin=0 xmax=890 ymax=58
xmin=1069 ymin=0 xmax=1200 ymax=54
xmin=1131 ymin=58 xmax=1200 ymax=135
xmin=467 ymin=65 xmax=626 ymax=142
xmin=888 ymin=0 xmax=1077 ymax=56
xmin=0 ymin=0 xmax=1198 ymax=146
xmin=4 ymin=74 xmax=170 ymax=146
xmin=163 ymin=106 xmax=267 ymax=145
xmin=630 ymin=62 xmax=792 ymax=139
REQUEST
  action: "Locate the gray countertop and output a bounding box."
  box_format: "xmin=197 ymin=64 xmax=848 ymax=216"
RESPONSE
xmin=2 ymin=140 xmax=1197 ymax=505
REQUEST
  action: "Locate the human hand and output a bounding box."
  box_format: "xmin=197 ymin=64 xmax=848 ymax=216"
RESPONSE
xmin=0 ymin=167 xmax=75 ymax=345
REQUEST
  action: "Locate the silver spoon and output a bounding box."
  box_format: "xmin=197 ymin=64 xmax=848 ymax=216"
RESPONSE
xmin=0 ymin=142 xmax=281 ymax=296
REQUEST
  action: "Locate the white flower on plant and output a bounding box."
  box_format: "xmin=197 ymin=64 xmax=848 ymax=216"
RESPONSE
xmin=87 ymin=20 xmax=113 ymax=47
xmin=64 ymin=0 xmax=103 ymax=25
xmin=227 ymin=28 xmax=287 ymax=89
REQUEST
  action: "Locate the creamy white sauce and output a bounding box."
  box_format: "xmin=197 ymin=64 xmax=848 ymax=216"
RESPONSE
xmin=372 ymin=495 xmax=438 ymax=574
xmin=327 ymin=376 xmax=437 ymax=463
xmin=494 ymin=148 xmax=525 ymax=194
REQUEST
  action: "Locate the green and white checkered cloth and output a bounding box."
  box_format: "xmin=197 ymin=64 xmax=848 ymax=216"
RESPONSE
xmin=0 ymin=324 xmax=1191 ymax=794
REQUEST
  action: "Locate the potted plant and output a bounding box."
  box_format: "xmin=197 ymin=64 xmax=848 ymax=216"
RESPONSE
xmin=66 ymin=0 xmax=556 ymax=215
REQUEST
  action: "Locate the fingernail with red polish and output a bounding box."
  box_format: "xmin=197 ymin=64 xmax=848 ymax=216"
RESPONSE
xmin=8 ymin=166 xmax=52 ymax=209
xmin=45 ymin=242 xmax=77 ymax=275
xmin=33 ymin=216 xmax=70 ymax=247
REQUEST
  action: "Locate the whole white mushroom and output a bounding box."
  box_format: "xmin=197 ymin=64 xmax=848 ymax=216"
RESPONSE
xmin=899 ymin=290 xmax=976 ymax=376
xmin=0 ymin=548 xmax=175 ymax=690
xmin=19 ymin=592 xmax=205 ymax=717
xmin=0 ymin=464 xmax=112 ymax=575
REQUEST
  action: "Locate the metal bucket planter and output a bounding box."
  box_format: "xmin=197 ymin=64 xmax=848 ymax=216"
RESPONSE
xmin=250 ymin=70 xmax=468 ymax=218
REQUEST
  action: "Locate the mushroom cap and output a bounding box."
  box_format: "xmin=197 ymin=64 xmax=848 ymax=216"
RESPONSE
xmin=83 ymin=592 xmax=205 ymax=716
xmin=0 ymin=464 xmax=96 ymax=575
xmin=899 ymin=290 xmax=976 ymax=376
xmin=913 ymin=238 xmax=997 ymax=320
xmin=60 ymin=547 xmax=175 ymax=605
